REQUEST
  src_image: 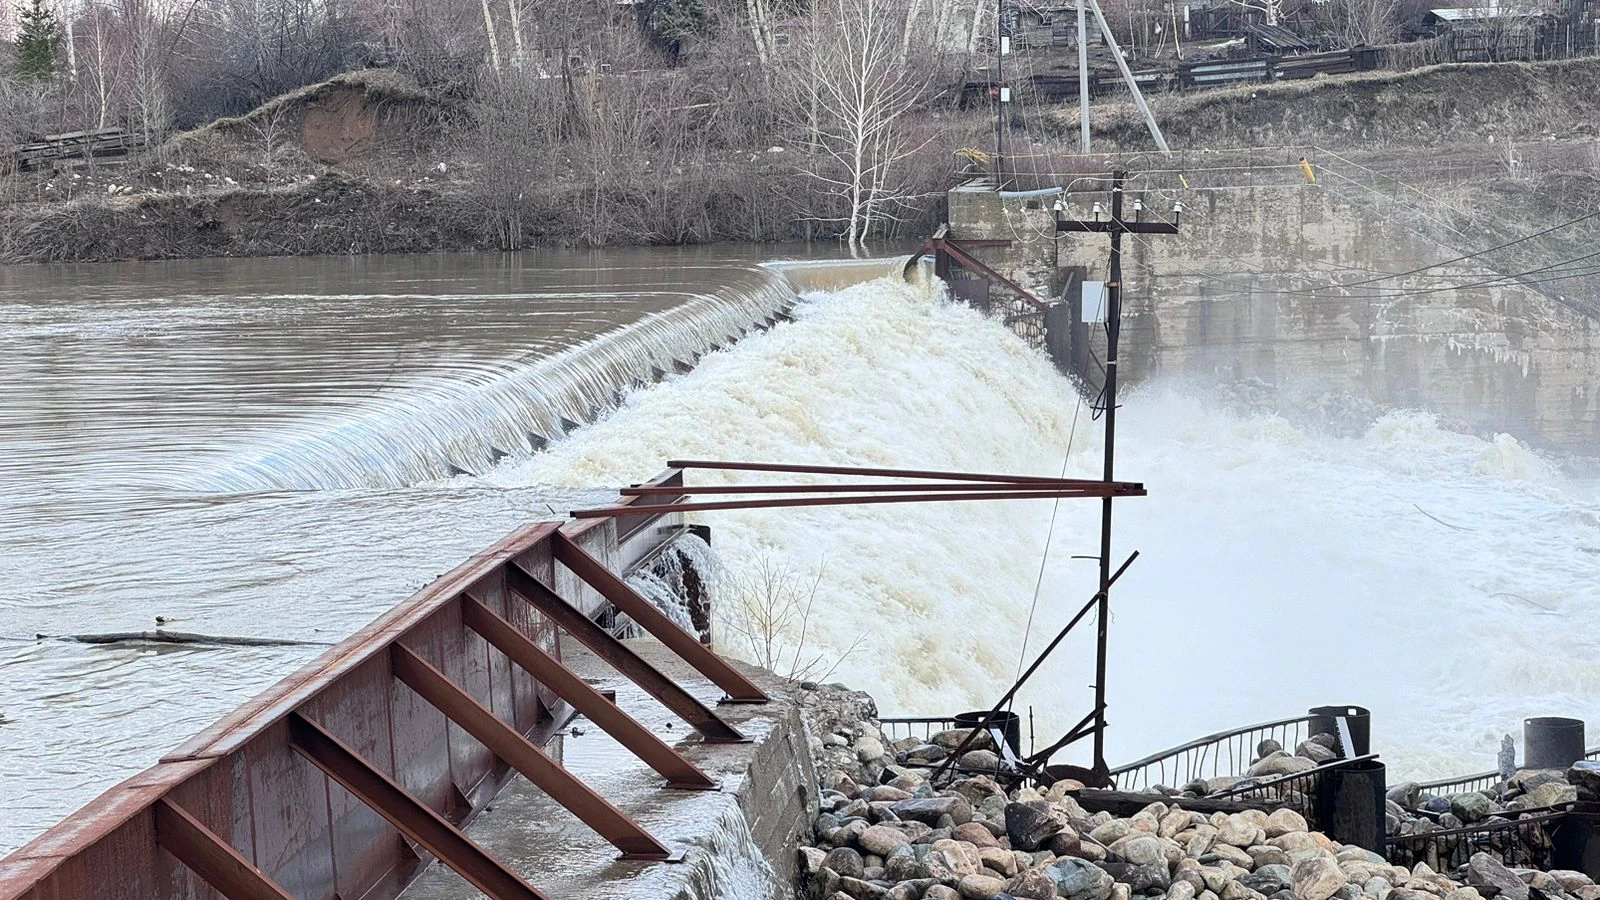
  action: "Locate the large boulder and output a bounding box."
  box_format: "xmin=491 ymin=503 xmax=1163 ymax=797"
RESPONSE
xmin=1248 ymin=752 xmax=1318 ymax=778
xmin=1114 ymin=835 xmax=1169 ymax=866
xmin=823 ymin=846 xmax=866 ymax=880
xmin=1005 ymin=868 xmax=1059 ymax=900
xmin=1008 ymin=800 xmax=1068 ymax=851
xmin=893 ymin=796 xmax=974 ymax=825
xmin=1291 ymin=856 xmax=1346 ymax=900
xmin=1568 ymin=761 xmax=1600 ymax=801
xmin=957 ymin=873 xmax=1009 ymax=900
xmin=953 ymin=821 xmax=1001 ymax=848
xmin=1386 ymin=783 xmax=1422 ymax=808
xmin=1510 ymin=781 xmax=1577 ymax=810
xmin=1265 ymin=809 xmax=1309 ymax=838
xmin=1049 ymin=856 xmax=1116 ymax=900
xmin=1218 ymin=814 xmax=1265 ymax=848
xmin=1467 ymin=852 xmax=1530 ymax=900
xmin=859 ymin=824 xmax=911 ymax=856
xmin=1449 ymin=793 xmax=1494 ymax=824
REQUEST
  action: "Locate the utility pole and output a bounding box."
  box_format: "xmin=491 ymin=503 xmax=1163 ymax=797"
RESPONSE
xmin=1055 ymin=170 xmax=1180 ymax=777
xmin=995 ymin=0 xmax=1008 ymax=188
xmin=1078 ymin=0 xmax=1090 ymax=152
xmin=1087 ymin=0 xmax=1171 ymax=155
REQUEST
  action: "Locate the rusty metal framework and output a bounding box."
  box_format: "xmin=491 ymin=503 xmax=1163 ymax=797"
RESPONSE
xmin=0 ymin=469 xmax=734 ymax=900
xmin=0 ymin=461 xmax=1142 ymax=900
xmin=905 ymin=226 xmax=1054 ymax=350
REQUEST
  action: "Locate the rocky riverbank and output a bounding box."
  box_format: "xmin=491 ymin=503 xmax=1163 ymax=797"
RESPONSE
xmin=791 ymin=691 xmax=1600 ymax=900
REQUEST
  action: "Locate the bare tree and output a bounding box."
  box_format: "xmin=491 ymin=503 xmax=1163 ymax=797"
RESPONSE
xmin=782 ymin=0 xmax=933 ymax=254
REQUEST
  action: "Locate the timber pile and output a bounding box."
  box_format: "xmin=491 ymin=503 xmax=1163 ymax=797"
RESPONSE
xmin=15 ymin=127 xmax=143 ymax=172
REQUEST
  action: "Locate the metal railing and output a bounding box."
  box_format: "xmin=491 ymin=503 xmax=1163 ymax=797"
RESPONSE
xmin=880 ymin=715 xmax=961 ymax=745
xmin=1109 ymin=714 xmax=1322 ymax=792
xmin=1212 ymin=754 xmax=1379 ymax=830
xmin=1410 ymin=745 xmax=1600 ymax=801
xmin=1387 ymin=806 xmax=1571 ymax=871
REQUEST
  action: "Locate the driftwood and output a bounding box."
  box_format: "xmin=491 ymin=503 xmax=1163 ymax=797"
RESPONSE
xmin=41 ymin=631 xmax=332 ymax=648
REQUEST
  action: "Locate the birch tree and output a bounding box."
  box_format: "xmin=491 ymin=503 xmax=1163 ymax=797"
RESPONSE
xmin=784 ymin=0 xmax=931 ymax=254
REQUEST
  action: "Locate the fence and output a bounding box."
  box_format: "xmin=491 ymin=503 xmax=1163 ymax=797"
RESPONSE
xmin=1409 ymin=746 xmax=1600 ymax=803
xmin=1387 ymin=807 xmax=1574 ymax=871
xmin=1212 ymin=754 xmax=1382 ymax=833
xmin=1108 ymin=714 xmax=1324 ymax=793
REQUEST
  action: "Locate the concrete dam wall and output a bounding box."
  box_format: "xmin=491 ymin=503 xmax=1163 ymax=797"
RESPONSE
xmin=949 ymin=181 xmax=1600 ymax=455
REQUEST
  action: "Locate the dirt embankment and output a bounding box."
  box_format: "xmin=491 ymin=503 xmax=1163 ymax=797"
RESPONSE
xmin=1080 ymin=58 xmax=1600 ymax=151
xmin=0 ymin=70 xmax=489 ymax=262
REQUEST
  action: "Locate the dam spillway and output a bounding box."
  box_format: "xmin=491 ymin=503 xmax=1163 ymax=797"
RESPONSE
xmin=0 ymin=246 xmax=877 ymax=856
xmin=1 ymin=244 xmax=1598 ymax=870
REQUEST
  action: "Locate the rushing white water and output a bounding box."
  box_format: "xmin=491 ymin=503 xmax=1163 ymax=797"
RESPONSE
xmin=488 ymin=275 xmax=1600 ymax=782
xmin=5 ymin=252 xmax=1596 ymax=862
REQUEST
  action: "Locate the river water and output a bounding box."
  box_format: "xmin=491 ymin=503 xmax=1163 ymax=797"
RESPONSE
xmin=3 ymin=250 xmax=1597 ymax=857
xmin=0 ymin=247 xmax=810 ymax=854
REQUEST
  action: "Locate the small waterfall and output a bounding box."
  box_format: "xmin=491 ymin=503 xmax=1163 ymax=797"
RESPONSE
xmin=624 ymin=533 xmax=721 ymax=637
xmin=671 ymin=803 xmax=781 ymax=900
xmin=180 ymin=267 xmax=799 ymax=492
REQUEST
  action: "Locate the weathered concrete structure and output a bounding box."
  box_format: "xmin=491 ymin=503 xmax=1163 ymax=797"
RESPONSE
xmin=947 ymin=179 xmax=1600 ymax=454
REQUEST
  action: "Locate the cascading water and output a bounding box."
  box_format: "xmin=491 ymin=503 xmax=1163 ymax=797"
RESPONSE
xmin=0 ymin=247 xmax=820 ymax=855
xmin=487 ymin=275 xmax=1600 ymax=784
xmin=4 ymin=249 xmax=1597 ymax=861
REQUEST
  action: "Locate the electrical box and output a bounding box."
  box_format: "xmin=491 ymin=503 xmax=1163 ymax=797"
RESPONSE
xmin=1081 ymin=281 xmax=1107 ymax=323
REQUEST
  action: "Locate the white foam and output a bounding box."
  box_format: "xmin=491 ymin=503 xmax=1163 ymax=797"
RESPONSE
xmin=489 ymin=276 xmax=1600 ymax=781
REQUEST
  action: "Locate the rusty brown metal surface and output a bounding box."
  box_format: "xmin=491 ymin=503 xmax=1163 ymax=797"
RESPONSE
xmin=153 ymin=799 xmax=293 ymax=900
xmin=573 ymin=485 xmax=1146 ymax=518
xmin=286 ymin=713 xmax=547 ymax=900
xmin=666 ymin=459 xmax=1111 ymax=483
xmin=552 ymin=532 xmax=770 ymax=704
xmin=619 ymin=480 xmax=1106 ymax=495
xmin=503 ymin=562 xmax=747 ymax=743
xmin=389 ymin=644 xmax=673 ymax=861
xmin=0 ymin=471 xmax=725 ymax=900
xmin=461 ymin=598 xmax=717 ymax=790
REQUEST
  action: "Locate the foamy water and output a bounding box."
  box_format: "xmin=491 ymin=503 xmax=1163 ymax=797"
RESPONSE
xmin=489 ymin=276 xmax=1600 ymax=781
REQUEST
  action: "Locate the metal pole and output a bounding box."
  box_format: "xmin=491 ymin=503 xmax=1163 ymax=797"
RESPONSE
xmin=1093 ymin=170 xmax=1127 ymax=775
xmin=1078 ymin=0 xmax=1091 ymax=152
xmin=995 ymin=0 xmax=1006 ymax=187
xmin=1086 ymin=0 xmax=1171 ymax=154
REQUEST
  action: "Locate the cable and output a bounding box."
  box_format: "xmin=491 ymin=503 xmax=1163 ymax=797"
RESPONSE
xmin=1012 ymin=392 xmax=1085 ymax=690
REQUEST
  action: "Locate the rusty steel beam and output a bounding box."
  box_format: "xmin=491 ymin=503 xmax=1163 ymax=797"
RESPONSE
xmin=389 ymin=644 xmax=674 ymax=861
xmin=667 ymin=459 xmax=1112 ymax=484
xmin=286 ymin=713 xmax=547 ymax=900
xmin=460 ymin=598 xmax=717 ymax=790
xmin=502 ymin=564 xmax=747 ymax=743
xmin=619 ymin=480 xmax=1107 ymax=496
xmin=551 ymin=532 xmax=769 ymax=704
xmin=152 ymin=798 xmax=294 ymax=900
xmin=938 ymin=240 xmax=1052 ymax=312
xmin=573 ymin=486 xmax=1146 ymax=519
